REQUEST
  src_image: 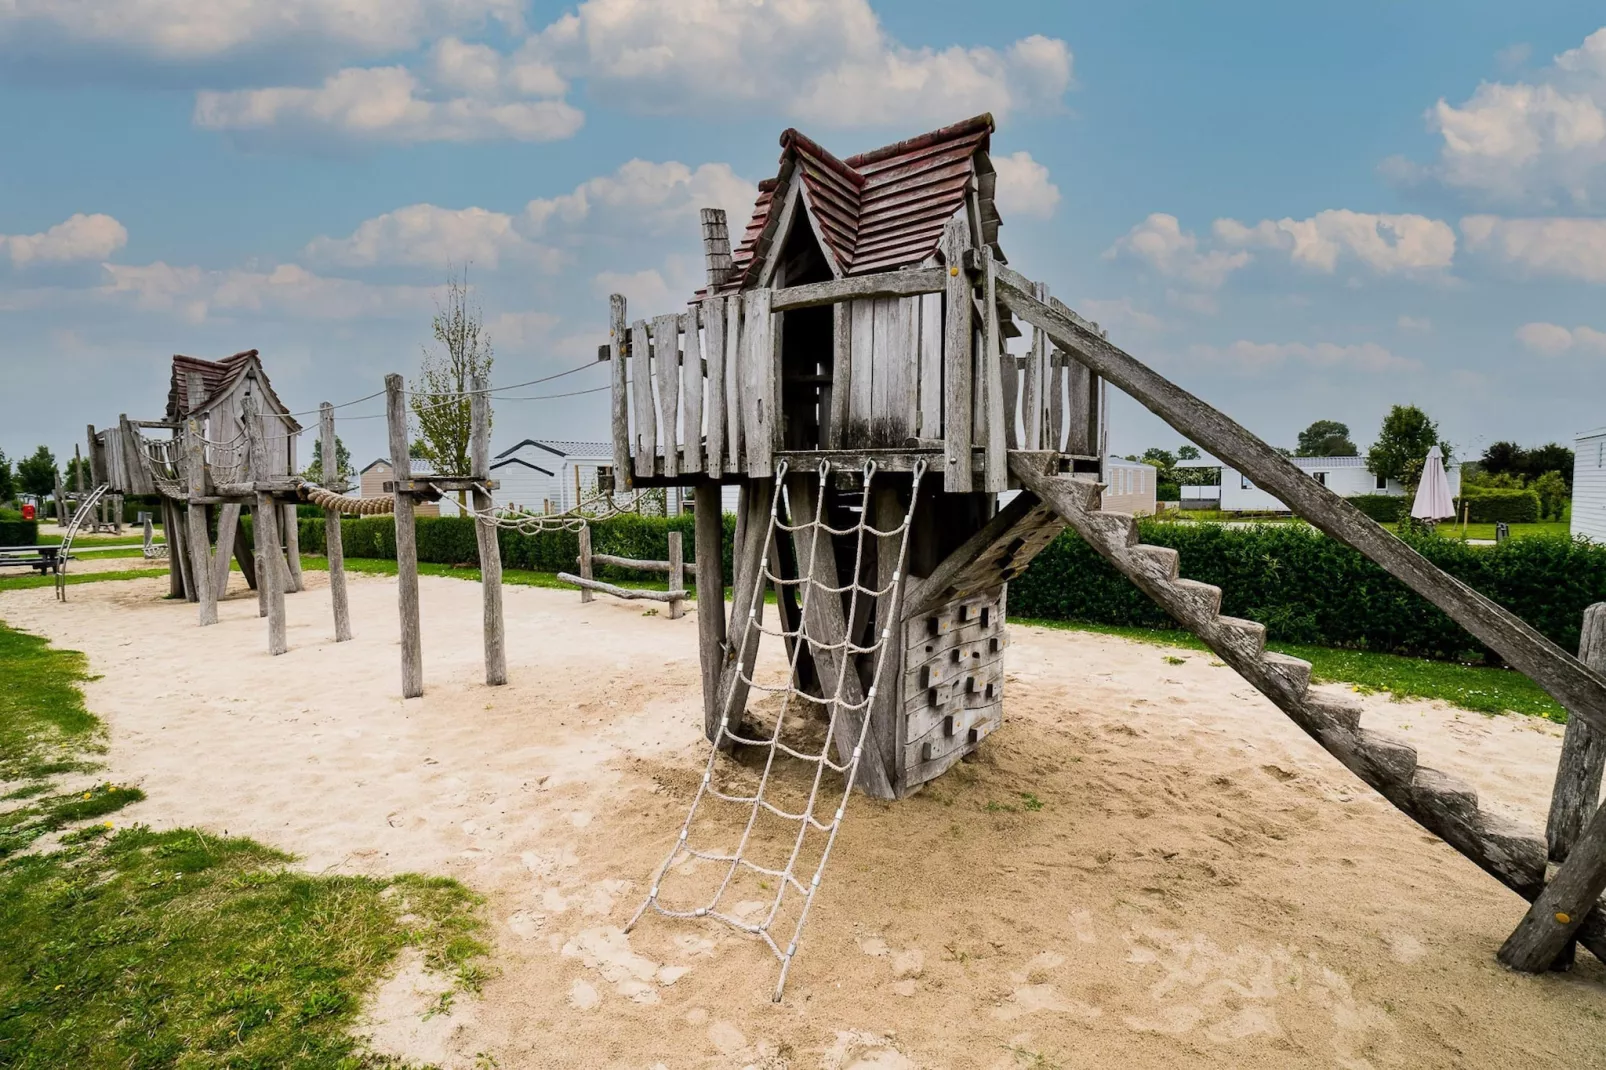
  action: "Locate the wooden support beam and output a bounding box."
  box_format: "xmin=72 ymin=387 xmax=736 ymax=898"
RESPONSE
xmin=1550 ymin=604 xmax=1606 ymax=861
xmin=667 ymin=531 xmax=686 ymax=620
xmin=1500 ymin=797 xmax=1606 ymax=972
xmin=232 ymin=515 xmax=257 ymax=590
xmin=556 ymin=574 xmax=687 ymax=602
xmin=902 ymin=489 xmax=1067 ymax=621
xmin=694 ymin=483 xmax=727 ymax=743
xmin=631 ymin=320 xmax=657 ymax=480
xmin=741 ymin=289 xmax=776 ymax=475
xmin=993 ymin=270 xmax=1606 ymax=739
xmin=183 ymin=417 xmax=218 ymax=626
xmin=282 ymin=503 xmax=303 ymax=593
xmin=319 ymin=403 xmax=352 ymax=642
xmin=470 ymin=374 xmax=506 ymax=685
xmin=611 ymin=294 xmax=631 ymax=488
xmin=577 ymin=524 xmax=595 ymax=603
xmin=981 ymin=248 xmax=1007 ymax=493
xmin=245 ymin=399 xmax=286 ymax=655
xmin=704 ymin=298 xmax=726 ymax=475
xmin=768 ymin=267 xmax=947 ymax=312
xmin=653 ymin=313 xmax=681 ymax=479
xmin=871 ymin=480 xmax=906 ymax=792
xmin=941 ymin=217 xmax=974 ymax=493
xmin=724 ymin=295 xmax=744 ymax=475
xmin=386 ymin=374 xmax=422 ymax=696
xmin=212 ymin=503 xmax=241 ymax=601
xmin=681 ymin=310 xmax=704 ymax=475
xmin=716 ymin=479 xmax=772 ymax=746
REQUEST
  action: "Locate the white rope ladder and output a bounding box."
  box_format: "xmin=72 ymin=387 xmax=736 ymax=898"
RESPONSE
xmin=626 ymin=457 xmax=926 ymax=1000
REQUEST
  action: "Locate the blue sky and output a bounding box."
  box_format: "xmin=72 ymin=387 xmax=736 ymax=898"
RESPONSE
xmin=3 ymin=1 xmax=1605 ymax=469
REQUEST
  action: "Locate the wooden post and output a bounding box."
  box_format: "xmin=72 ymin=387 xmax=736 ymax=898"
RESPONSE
xmin=183 ymin=418 xmax=218 ymax=626
xmin=681 ymin=309 xmax=704 ymax=475
xmin=161 ymin=498 xmax=187 ymax=599
xmin=470 ymin=373 xmax=506 ymax=686
xmin=387 ymin=374 xmax=423 ymax=697
xmin=212 ymin=503 xmax=240 ymax=598
xmin=610 ymin=294 xmax=631 ymax=488
xmin=871 ymin=478 xmax=906 ymax=791
xmin=655 ymin=314 xmax=682 ymax=479
xmin=704 ymin=300 xmax=726 ymax=473
xmin=981 ymin=248 xmax=1007 ymax=492
xmin=941 ymin=217 xmax=973 ymax=493
xmin=717 ymin=478 xmax=772 ymax=746
xmin=631 ymin=319 xmax=657 ymax=480
xmin=667 ymin=530 xmax=685 ymax=620
xmin=54 ymin=475 xmax=67 ymax=527
xmin=245 ymin=399 xmax=287 ymax=654
xmin=1500 ymin=796 xmax=1606 ymax=972
xmin=694 ymin=483 xmax=727 ymax=740
xmin=282 ymin=503 xmax=304 ymax=592
xmin=142 ymin=512 xmax=154 ymax=554
xmin=320 ymin=402 xmax=352 ymax=642
xmin=724 ymin=295 xmax=743 ymax=475
xmin=578 ymin=524 xmax=594 ymax=603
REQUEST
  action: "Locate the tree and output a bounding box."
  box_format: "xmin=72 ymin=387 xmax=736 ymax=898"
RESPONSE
xmin=16 ymin=446 xmax=57 ymax=499
xmin=1177 ymin=445 xmax=1200 ymax=461
xmin=64 ymin=455 xmax=92 ymax=490
xmin=1525 ymin=443 xmax=1575 ymax=491
xmin=1532 ymin=470 xmax=1569 ymax=520
xmin=1296 ymin=419 xmax=1358 ymax=457
xmin=1480 ymin=441 xmax=1525 ymax=478
xmin=303 ymin=435 xmax=355 ymax=490
xmin=0 ymin=448 xmax=15 ymax=505
xmin=411 ymin=268 xmax=493 ymax=479
xmin=1366 ymin=405 xmax=1450 ymax=488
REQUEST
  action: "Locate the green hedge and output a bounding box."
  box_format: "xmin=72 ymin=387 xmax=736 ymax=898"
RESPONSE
xmin=1348 ymin=494 xmax=1406 ymax=523
xmin=1456 ymin=487 xmax=1541 ymax=524
xmin=0 ymin=511 xmax=38 ymax=547
xmin=1009 ymin=521 xmax=1606 ymax=662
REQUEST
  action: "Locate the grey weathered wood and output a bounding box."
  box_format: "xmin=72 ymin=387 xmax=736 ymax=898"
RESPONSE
xmin=724 ymin=295 xmax=743 ymax=474
xmin=1501 ymin=795 xmax=1606 ymax=972
xmin=870 ymin=296 xmax=915 ymax=444
xmin=769 ymin=267 xmax=946 ymax=311
xmin=680 ymin=310 xmax=704 ymax=475
xmin=825 ymin=302 xmax=849 ymax=448
xmin=717 ymin=479 xmax=772 ymax=746
xmin=700 ymin=208 xmax=734 ymax=288
xmin=871 ymin=482 xmax=905 ymax=792
xmin=245 ymin=399 xmax=286 ymax=655
xmin=995 ymin=273 xmax=1606 ymax=740
xmin=212 ymin=503 xmax=241 ymax=600
xmin=667 ymin=531 xmax=685 ymax=620
xmin=53 ymin=475 xmax=67 ymax=527
xmin=319 ymin=402 xmax=352 ymax=642
xmin=704 ymin=299 xmax=726 ymax=474
xmin=470 ymin=373 xmax=506 ymax=686
xmin=694 ymin=484 xmax=727 ymax=743
xmin=847 ymin=299 xmax=875 ymax=442
xmin=577 ymin=524 xmax=595 ymax=603
xmin=981 ymin=249 xmax=1007 ymax=492
xmin=918 ymin=292 xmax=943 ymax=440
xmin=591 ymin=552 xmax=675 ymax=573
xmin=162 ymin=497 xmax=189 ymax=600
xmin=1065 ymin=356 xmax=1092 ymax=455
xmin=1049 ymin=350 xmax=1066 ymax=453
xmin=557 ymin=574 xmax=687 ymax=602
xmin=184 ymin=417 xmax=218 ymax=626
xmin=940 ymin=217 xmax=974 ymax=493
xmin=386 ymin=374 xmax=422 ymax=696
xmin=903 ymin=490 xmax=1063 ymax=621
xmin=282 ymin=503 xmax=303 ymax=592
xmin=233 ymin=514 xmax=257 ymax=590
xmin=610 ymin=294 xmax=631 ymax=489
xmin=631 ymin=319 xmax=657 ymax=480
xmin=1550 ymin=604 xmax=1606 ymax=862
xmin=786 ymin=471 xmax=895 ymax=800
xmin=741 ymin=289 xmax=776 ymax=475
xmin=1001 ymin=353 xmax=1020 ymax=450
xmin=653 ymin=313 xmax=681 ymax=479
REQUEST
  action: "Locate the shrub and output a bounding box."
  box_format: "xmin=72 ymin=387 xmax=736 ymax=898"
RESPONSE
xmin=0 ymin=509 xmax=38 ymax=547
xmin=1456 ymin=487 xmax=1540 ymax=524
xmin=1348 ymin=494 xmax=1406 ymax=523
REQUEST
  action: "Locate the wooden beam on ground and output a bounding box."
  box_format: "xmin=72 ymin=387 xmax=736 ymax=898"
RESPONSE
xmin=469 ymin=374 xmax=506 ymax=685
xmin=386 ymin=374 xmax=422 ymax=697
xmin=694 ymin=483 xmax=727 ymax=744
xmin=768 ymin=267 xmax=947 ymax=312
xmin=556 ymin=574 xmax=687 ymax=602
xmin=319 ymin=403 xmax=352 ymax=642
xmin=992 ymin=270 xmax=1606 ymax=738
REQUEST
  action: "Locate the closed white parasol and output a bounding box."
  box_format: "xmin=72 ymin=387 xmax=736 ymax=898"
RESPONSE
xmin=1411 ymin=444 xmax=1455 ymax=521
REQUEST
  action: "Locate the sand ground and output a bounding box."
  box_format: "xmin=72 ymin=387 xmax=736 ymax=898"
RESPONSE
xmin=2 ymin=570 xmax=1603 ymax=1069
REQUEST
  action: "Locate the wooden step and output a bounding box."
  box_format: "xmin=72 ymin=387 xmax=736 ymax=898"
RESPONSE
xmin=1168 ymin=578 xmax=1222 ymax=619
xmin=1211 ymin=616 xmax=1267 ymax=659
xmin=1130 ymin=544 xmax=1179 ymax=582
xmin=1085 ymin=511 xmax=1138 ymax=548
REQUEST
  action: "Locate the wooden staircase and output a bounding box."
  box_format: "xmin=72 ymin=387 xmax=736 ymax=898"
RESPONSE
xmin=1009 ymin=457 xmax=1606 ymax=962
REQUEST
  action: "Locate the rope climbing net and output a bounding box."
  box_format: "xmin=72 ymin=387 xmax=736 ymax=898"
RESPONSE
xmin=626 ymin=457 xmax=926 ymax=1001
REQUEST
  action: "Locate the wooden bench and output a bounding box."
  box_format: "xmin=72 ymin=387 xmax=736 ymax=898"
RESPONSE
xmin=0 ymin=545 xmax=66 ymax=576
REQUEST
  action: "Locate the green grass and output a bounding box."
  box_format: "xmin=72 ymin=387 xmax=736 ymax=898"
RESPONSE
xmin=37 ymin=532 xmax=157 ymax=547
xmin=1018 ymin=617 xmax=1566 ymax=722
xmin=0 ymin=567 xmax=168 ymax=592
xmin=0 ymin=619 xmax=489 ymax=1068
xmin=1449 ymin=521 xmax=1572 ymax=542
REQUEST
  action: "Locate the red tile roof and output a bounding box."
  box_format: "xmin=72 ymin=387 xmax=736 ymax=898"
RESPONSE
xmin=712 ymin=114 xmax=1001 ymax=296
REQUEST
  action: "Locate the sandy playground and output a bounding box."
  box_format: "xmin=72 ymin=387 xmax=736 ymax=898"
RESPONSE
xmin=2 ymin=569 xmax=1605 ymax=1069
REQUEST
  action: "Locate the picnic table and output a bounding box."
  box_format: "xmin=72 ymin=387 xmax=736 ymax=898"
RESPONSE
xmin=0 ymin=544 xmax=68 ymax=575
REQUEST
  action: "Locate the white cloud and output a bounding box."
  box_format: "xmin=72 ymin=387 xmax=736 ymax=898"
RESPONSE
xmin=303 ymin=204 xmax=559 ymax=271
xmin=2 ymin=213 xmax=127 ymax=266
xmin=1420 ymin=27 xmax=1606 ymax=206
xmin=593 ymin=254 xmax=699 ymax=309
xmin=1516 ymin=321 xmax=1606 ymax=355
xmin=1077 ymin=297 xmax=1163 ymax=336
xmin=194 ymin=65 xmax=583 ymax=144
xmin=0 ymin=0 xmax=520 ymax=63
xmin=1191 ymin=340 xmax=1420 ymax=375
xmin=1461 ymin=214 xmax=1606 ymax=283
xmin=486 ymin=310 xmax=560 ymax=349
xmin=101 ymin=260 xmax=432 ymax=323
xmin=1397 ymin=314 xmax=1433 ymax=333
xmin=525 ymin=159 xmax=755 ymax=237
xmin=1107 ymin=214 xmax=1250 ymax=290
xmin=991 ymin=151 xmax=1059 ymax=220
xmin=532 ymin=0 xmax=1070 ymax=126
xmin=1214 ymin=210 xmax=1455 ymax=274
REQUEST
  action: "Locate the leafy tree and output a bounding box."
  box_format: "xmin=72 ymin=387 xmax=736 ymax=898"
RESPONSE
xmin=1532 ymin=470 xmax=1569 ymax=520
xmin=0 ymin=448 xmax=14 ymax=505
xmin=1366 ymin=405 xmax=1450 ymax=488
xmin=303 ymin=435 xmax=355 ymax=490
xmin=1526 ymin=443 xmax=1575 ymax=491
xmin=1296 ymin=419 xmax=1359 ymax=457
xmin=1177 ymin=445 xmax=1200 ymax=461
xmin=63 ymin=455 xmax=92 ymax=490
xmin=16 ymin=446 xmax=57 ymax=500
xmin=1462 ymin=468 xmax=1525 ymax=491
xmin=411 ymin=268 xmax=493 ymax=481
xmin=1480 ymin=441 xmax=1525 ymax=478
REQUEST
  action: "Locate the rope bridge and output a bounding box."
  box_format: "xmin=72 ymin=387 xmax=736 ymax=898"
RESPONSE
xmin=626 ymin=458 xmax=926 ymax=1000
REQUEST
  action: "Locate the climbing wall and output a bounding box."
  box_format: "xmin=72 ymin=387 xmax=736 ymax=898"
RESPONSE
xmin=899 ymin=587 xmax=1007 ymax=793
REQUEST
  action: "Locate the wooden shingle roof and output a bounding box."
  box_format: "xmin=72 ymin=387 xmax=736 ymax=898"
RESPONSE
xmin=165 ymin=349 xmax=301 ymax=430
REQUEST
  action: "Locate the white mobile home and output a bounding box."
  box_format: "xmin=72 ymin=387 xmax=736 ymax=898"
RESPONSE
xmin=1574 ymin=427 xmax=1606 ymax=542
xmin=1219 ymin=455 xmax=1458 ymax=512
xmin=1102 ymin=458 xmax=1158 ymax=516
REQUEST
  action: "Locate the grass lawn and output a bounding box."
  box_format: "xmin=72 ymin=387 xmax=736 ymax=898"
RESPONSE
xmin=1448 ymin=521 xmax=1572 ymax=542
xmin=0 ymin=618 xmax=488 ymax=1068
xmin=1016 ymin=617 xmax=1567 ymax=722
xmin=37 ymin=532 xmax=156 ymax=547
xmin=0 ymin=567 xmax=169 ymax=593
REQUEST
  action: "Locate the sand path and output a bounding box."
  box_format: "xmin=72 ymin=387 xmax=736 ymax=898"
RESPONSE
xmin=2 ymin=571 xmax=1602 ymax=1069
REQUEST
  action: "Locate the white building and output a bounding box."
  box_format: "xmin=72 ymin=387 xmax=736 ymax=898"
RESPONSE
xmin=1218 ymin=455 xmax=1458 ymax=512
xmin=1573 ymin=427 xmax=1606 ymax=542
xmin=1102 ymin=457 xmax=1158 ymax=516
